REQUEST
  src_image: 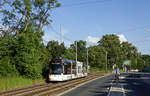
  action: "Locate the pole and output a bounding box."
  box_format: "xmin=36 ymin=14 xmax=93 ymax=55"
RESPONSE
xmin=106 ymin=51 xmax=107 ymax=71
xmin=136 ymin=53 xmax=138 ymax=69
xmin=87 ymin=47 xmax=88 ymax=73
xmin=76 ymin=41 xmax=78 ymax=75
xmin=71 ymin=61 xmax=72 ymax=79
xmin=60 ymin=24 xmax=62 ymax=43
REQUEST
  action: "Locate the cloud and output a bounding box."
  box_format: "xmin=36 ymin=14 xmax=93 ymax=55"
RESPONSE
xmin=117 ymin=34 xmax=127 ymax=43
xmin=148 ymin=29 xmax=150 ymax=32
xmin=86 ymin=36 xmax=99 ymax=44
xmin=62 ymin=28 xmax=69 ymax=36
xmin=43 ymin=34 xmax=57 ymax=42
xmin=42 ymin=26 xmax=72 ymax=47
xmin=42 ymin=32 xmax=59 ymax=45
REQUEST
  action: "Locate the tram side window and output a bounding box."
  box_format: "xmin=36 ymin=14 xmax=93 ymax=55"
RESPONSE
xmin=78 ymin=66 xmax=82 ymax=73
xmin=64 ymin=63 xmax=71 ymax=74
xmin=50 ymin=64 xmax=63 ymax=74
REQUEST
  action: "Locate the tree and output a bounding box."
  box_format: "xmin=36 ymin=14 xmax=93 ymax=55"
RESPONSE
xmin=88 ymin=45 xmax=106 ymax=68
xmin=1 ymin=0 xmax=60 ymax=33
xmin=98 ymin=34 xmax=121 ymax=68
xmin=14 ymin=27 xmax=46 ymax=79
xmin=69 ymin=40 xmax=87 ymax=63
xmin=121 ymin=42 xmax=139 ymax=69
xmin=142 ymin=54 xmax=150 ymax=68
xmin=0 ymin=36 xmax=18 ymax=76
xmin=63 ymin=48 xmax=75 ymax=60
xmin=47 ymin=41 xmax=66 ymax=58
xmin=0 ymin=0 xmax=60 ymax=79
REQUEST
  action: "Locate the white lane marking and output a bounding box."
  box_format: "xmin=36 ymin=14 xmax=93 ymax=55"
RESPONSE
xmin=107 ymin=74 xmax=128 ymax=96
xmin=121 ymin=84 xmax=126 ymax=96
xmin=108 ymin=83 xmax=125 ymax=96
xmin=120 ymin=76 xmax=126 ymax=79
xmin=121 ymin=75 xmax=126 ymax=96
xmin=107 ymin=79 xmax=114 ymax=96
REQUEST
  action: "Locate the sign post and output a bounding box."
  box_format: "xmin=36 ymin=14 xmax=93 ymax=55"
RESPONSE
xmin=123 ymin=60 xmax=131 ymax=71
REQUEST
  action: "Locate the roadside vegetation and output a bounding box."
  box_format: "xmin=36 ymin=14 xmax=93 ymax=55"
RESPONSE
xmin=0 ymin=0 xmax=150 ymax=91
xmin=89 ymin=68 xmax=107 ymax=73
xmin=0 ymin=76 xmax=44 ymax=90
xmin=0 ymin=0 xmax=60 ymax=90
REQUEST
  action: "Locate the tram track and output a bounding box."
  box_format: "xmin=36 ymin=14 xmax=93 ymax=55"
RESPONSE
xmin=37 ymin=74 xmax=104 ymax=96
xmin=0 ymin=73 xmax=108 ymax=96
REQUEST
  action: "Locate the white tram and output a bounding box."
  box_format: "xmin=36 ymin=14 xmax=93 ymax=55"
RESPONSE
xmin=49 ymin=58 xmax=88 ymax=81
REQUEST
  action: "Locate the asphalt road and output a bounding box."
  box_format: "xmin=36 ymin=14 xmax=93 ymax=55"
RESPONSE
xmin=61 ymin=72 xmax=150 ymax=96
xmin=122 ymin=72 xmax=150 ymax=96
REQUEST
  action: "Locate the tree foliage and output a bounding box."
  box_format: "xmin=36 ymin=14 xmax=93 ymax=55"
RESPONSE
xmin=142 ymin=55 xmax=150 ymax=68
xmin=88 ymin=46 xmax=106 ymax=68
xmin=0 ymin=0 xmax=60 ymax=79
xmin=1 ymin=0 xmax=60 ymax=32
xmin=0 ymin=36 xmax=18 ymax=76
xmin=69 ymin=40 xmax=87 ymax=63
xmin=47 ymin=41 xmax=66 ymax=58
xmin=0 ymin=0 xmax=147 ymax=79
xmin=88 ymin=34 xmax=145 ymax=70
xmin=98 ymin=34 xmax=121 ymax=68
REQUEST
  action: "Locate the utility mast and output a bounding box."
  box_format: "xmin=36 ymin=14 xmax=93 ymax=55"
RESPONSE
xmin=76 ymin=41 xmax=78 ymax=74
xmin=106 ymin=51 xmax=107 ymax=71
xmin=136 ymin=53 xmax=138 ymax=69
xmin=87 ymin=47 xmax=88 ymax=73
xmin=60 ymin=24 xmax=62 ymax=43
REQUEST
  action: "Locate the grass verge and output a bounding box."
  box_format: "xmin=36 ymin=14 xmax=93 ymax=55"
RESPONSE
xmin=0 ymin=76 xmax=44 ymax=91
xmin=89 ymin=67 xmax=112 ymax=73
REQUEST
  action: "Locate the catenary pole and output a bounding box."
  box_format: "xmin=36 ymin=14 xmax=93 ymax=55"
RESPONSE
xmin=60 ymin=24 xmax=62 ymax=43
xmin=106 ymin=51 xmax=107 ymax=71
xmin=76 ymin=41 xmax=78 ymax=74
xmin=87 ymin=47 xmax=88 ymax=73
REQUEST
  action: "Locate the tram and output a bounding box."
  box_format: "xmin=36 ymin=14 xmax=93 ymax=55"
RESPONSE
xmin=49 ymin=58 xmax=88 ymax=81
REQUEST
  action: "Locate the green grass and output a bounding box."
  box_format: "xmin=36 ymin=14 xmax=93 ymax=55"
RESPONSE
xmin=0 ymin=68 xmax=113 ymax=91
xmin=0 ymin=76 xmax=44 ymax=91
xmin=89 ymin=67 xmax=112 ymax=73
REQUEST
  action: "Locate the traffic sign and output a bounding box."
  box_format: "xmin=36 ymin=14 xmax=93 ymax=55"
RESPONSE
xmin=123 ymin=60 xmax=131 ymax=66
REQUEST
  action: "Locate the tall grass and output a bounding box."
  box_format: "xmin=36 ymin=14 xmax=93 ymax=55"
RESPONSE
xmin=89 ymin=67 xmax=112 ymax=73
xmin=0 ymin=76 xmax=44 ymax=91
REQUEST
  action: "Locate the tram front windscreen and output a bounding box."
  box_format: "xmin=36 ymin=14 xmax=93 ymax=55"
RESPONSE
xmin=50 ymin=63 xmax=63 ymax=74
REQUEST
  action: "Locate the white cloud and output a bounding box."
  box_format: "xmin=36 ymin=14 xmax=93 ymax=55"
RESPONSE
xmin=148 ymin=29 xmax=150 ymax=32
xmin=117 ymin=34 xmax=127 ymax=43
xmin=42 ymin=27 xmax=72 ymax=47
xmin=62 ymin=28 xmax=69 ymax=36
xmin=42 ymin=32 xmax=59 ymax=45
xmin=43 ymin=34 xmax=57 ymax=42
xmin=86 ymin=36 xmax=99 ymax=44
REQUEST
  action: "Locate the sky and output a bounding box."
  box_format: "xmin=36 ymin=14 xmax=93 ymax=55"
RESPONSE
xmin=43 ymin=0 xmax=150 ymax=55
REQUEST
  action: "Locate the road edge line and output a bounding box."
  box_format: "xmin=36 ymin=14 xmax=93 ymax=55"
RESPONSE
xmin=121 ymin=84 xmax=126 ymax=96
xmin=107 ymin=79 xmax=114 ymax=96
